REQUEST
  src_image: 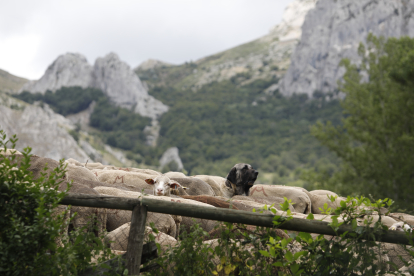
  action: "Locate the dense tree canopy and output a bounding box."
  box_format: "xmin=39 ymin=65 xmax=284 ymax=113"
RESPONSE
xmin=304 ymin=34 xmax=414 ymax=210
xmin=153 ymin=78 xmax=342 ymax=177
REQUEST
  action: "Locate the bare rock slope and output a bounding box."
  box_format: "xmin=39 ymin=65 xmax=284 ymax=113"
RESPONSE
xmin=0 ymin=92 xmax=90 ymax=161
xmin=280 ymin=0 xmax=414 ymax=97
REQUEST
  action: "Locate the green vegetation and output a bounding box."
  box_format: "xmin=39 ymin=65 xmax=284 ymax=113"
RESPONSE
xmin=13 ymin=82 xmax=342 ymax=179
xmin=0 ymin=131 xmax=115 ymax=275
xmin=145 ymin=196 xmax=413 ymax=275
xmin=89 ymin=96 xmax=150 ymax=151
xmin=152 ymin=78 xmax=342 ymax=178
xmin=302 ymin=34 xmax=414 ymax=210
xmin=14 ymin=87 xmax=105 ymax=116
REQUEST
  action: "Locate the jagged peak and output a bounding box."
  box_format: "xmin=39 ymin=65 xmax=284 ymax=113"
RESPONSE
xmin=98 ymin=52 xmax=120 ymax=62
xmin=267 ymin=0 xmax=318 ymax=42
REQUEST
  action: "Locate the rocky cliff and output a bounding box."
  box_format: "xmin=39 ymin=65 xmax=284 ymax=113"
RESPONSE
xmin=0 ymin=92 xmax=90 ymax=161
xmin=20 ymin=53 xmax=168 ymax=119
xmin=280 ymin=0 xmax=414 ymax=97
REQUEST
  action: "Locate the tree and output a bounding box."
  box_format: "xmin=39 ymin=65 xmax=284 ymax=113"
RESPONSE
xmin=304 ymin=34 xmax=414 ymax=210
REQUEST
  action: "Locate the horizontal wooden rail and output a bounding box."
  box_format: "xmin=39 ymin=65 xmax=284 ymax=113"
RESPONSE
xmin=59 ymin=193 xmax=414 ymax=245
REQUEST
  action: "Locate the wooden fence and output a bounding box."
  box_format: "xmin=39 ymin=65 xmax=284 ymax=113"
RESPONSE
xmin=60 ymin=193 xmax=413 ymax=275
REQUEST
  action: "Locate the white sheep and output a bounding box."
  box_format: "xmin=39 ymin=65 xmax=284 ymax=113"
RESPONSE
xmin=145 ymin=175 xmax=185 ymax=239
xmin=145 ymin=175 xmax=184 ymax=196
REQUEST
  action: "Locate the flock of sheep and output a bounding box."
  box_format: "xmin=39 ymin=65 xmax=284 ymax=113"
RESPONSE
xmin=3 ymin=149 xmax=414 ymax=274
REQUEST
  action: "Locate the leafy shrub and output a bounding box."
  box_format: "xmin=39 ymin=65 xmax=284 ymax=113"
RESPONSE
xmin=145 ymin=223 xmax=215 ymax=275
xmin=0 ymin=130 xmax=115 ymax=275
xmin=143 ymin=196 xmax=414 ymax=275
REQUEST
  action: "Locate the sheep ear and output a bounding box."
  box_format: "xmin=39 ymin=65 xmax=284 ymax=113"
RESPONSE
xmin=145 ymin=179 xmax=155 ymax=185
xmin=226 ymin=167 xmax=237 ymax=187
xmin=168 ymin=181 xmax=182 ymax=190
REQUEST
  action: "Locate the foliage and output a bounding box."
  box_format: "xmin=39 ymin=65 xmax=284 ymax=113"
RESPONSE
xmin=89 ymin=96 xmax=150 ymax=151
xmin=260 ymin=196 xmax=406 ymax=275
xmin=302 ymin=34 xmax=414 ymax=210
xmin=146 ymin=223 xmax=215 ymax=275
xmin=0 ymin=130 xmax=115 ymax=275
xmin=14 ymin=87 xmax=105 ymax=116
xmin=152 ymin=78 xmax=342 ymax=176
xmin=144 ymin=196 xmax=414 ymax=275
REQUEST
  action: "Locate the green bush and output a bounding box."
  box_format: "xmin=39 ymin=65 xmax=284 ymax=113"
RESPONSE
xmin=0 ymin=130 xmax=115 ymax=275
xmin=144 ymin=196 xmax=414 ymax=275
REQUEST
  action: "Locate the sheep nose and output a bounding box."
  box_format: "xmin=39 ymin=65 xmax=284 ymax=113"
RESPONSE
xmin=254 ymin=170 xmax=258 ymax=176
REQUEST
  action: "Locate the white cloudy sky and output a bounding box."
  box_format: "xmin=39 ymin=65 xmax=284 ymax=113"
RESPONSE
xmin=0 ymin=0 xmax=293 ymax=80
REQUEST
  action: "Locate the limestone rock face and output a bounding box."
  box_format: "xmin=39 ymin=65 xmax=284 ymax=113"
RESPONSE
xmin=159 ymin=147 xmax=184 ymax=172
xmin=280 ymin=0 xmax=414 ymax=97
xmin=20 ymin=53 xmax=93 ymax=94
xmin=92 ymin=53 xmax=168 ymax=118
xmin=0 ymin=93 xmax=90 ymax=161
xmin=268 ymin=0 xmax=317 ymax=43
xmin=20 ymin=52 xmax=168 ymax=119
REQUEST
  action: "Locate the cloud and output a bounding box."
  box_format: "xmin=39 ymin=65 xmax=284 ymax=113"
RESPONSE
xmin=0 ymin=0 xmax=293 ymax=79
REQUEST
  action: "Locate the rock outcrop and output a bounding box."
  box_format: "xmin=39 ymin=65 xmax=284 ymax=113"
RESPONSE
xmin=280 ymin=0 xmax=414 ymax=97
xmin=0 ymin=92 xmax=90 ymax=161
xmin=159 ymin=147 xmax=184 ymax=172
xmin=20 ymin=53 xmax=168 ymax=119
xmin=21 ymin=53 xmax=93 ymax=94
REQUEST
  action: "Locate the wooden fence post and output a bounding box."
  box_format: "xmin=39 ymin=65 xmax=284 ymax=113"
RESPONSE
xmin=126 ymin=203 xmax=148 ymax=275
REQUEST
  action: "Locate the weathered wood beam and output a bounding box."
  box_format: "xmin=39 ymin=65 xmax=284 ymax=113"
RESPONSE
xmin=59 ymin=193 xmax=139 ymax=210
xmin=126 ymin=203 xmax=148 ymax=275
xmin=59 ymin=193 xmax=414 ymax=245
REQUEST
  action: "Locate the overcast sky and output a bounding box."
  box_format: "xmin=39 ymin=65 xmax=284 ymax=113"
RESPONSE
xmin=0 ymin=0 xmax=293 ymax=80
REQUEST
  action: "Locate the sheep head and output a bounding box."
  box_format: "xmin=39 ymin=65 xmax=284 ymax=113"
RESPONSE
xmin=145 ymin=175 xmax=182 ymax=196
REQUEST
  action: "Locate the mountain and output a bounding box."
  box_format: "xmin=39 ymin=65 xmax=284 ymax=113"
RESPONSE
xmin=4 ymin=0 xmax=414 ymax=182
xmin=135 ymin=0 xmax=317 ymax=91
xmin=20 ymin=52 xmax=168 ymax=119
xmin=280 ymin=0 xmax=414 ymax=97
xmin=0 ymin=69 xmax=29 ymax=94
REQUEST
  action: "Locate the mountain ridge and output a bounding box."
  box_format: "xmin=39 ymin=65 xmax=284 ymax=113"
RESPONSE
xmin=19 ymin=52 xmax=168 ymax=120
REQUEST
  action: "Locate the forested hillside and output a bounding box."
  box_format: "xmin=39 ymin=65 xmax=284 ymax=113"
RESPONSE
xmin=150 ymin=77 xmax=342 ymax=183
xmin=14 ymin=79 xmax=343 ymax=184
